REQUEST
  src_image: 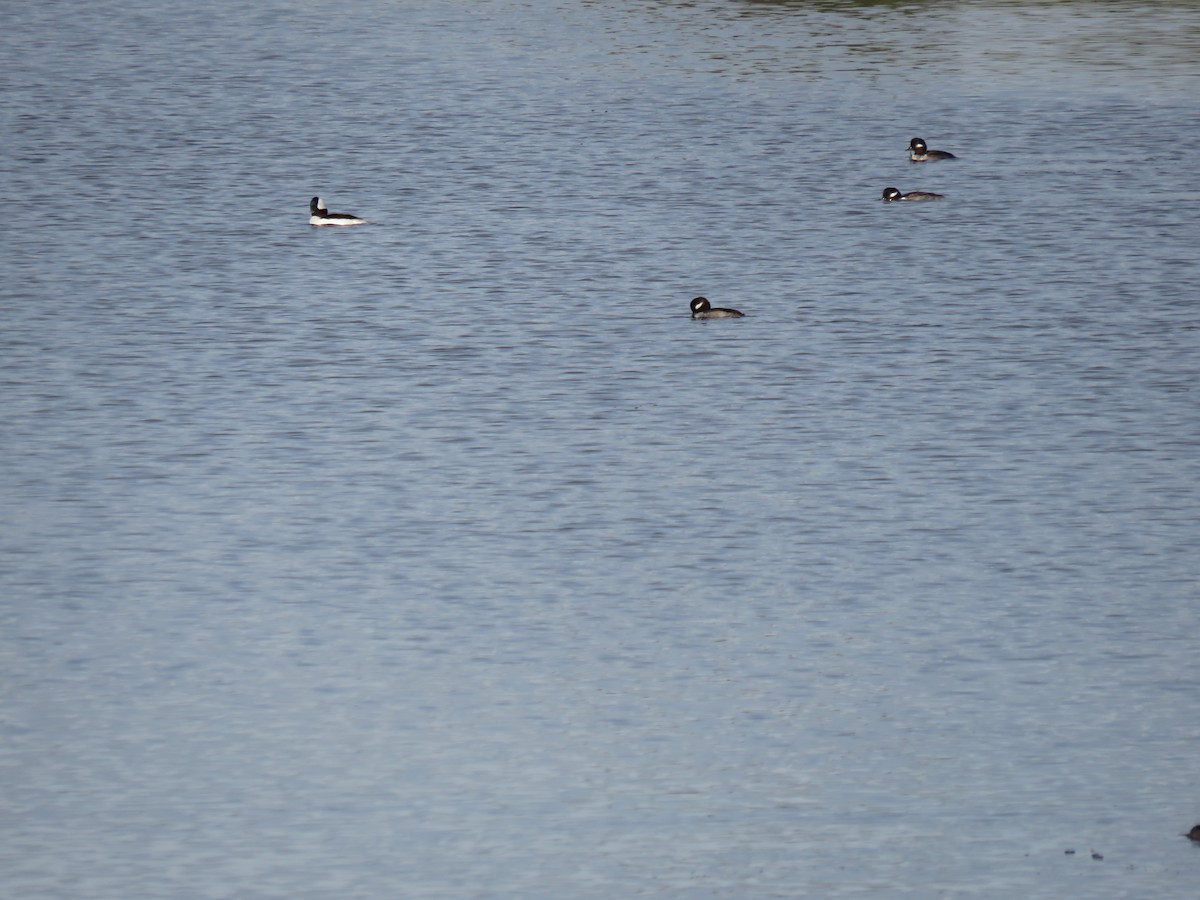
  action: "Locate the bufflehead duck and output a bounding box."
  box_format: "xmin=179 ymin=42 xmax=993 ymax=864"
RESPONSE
xmin=881 ymin=186 xmax=945 ymax=202
xmin=690 ymin=296 xmax=744 ymax=319
xmin=1185 ymin=824 xmax=1200 ymax=842
xmin=309 ymin=196 xmax=367 ymax=226
xmin=908 ymin=137 xmax=956 ymax=162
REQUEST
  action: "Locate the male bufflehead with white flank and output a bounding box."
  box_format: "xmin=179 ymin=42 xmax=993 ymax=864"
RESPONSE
xmin=690 ymin=297 xmax=744 ymax=319
xmin=309 ymin=196 xmax=367 ymax=226
xmin=908 ymin=137 xmax=956 ymax=162
xmin=881 ymin=187 xmax=945 ymax=202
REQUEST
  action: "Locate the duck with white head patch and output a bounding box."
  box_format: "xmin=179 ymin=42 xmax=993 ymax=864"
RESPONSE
xmin=309 ymin=196 xmax=367 ymax=226
xmin=881 ymin=187 xmax=945 ymax=202
xmin=907 ymin=137 xmax=956 ymax=162
xmin=690 ymin=297 xmax=744 ymax=319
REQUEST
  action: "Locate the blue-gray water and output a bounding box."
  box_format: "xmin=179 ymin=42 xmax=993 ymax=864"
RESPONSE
xmin=3 ymin=1 xmax=1199 ymax=897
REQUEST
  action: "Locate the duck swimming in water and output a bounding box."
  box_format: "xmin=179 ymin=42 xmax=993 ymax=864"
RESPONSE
xmin=908 ymin=137 xmax=957 ymax=162
xmin=881 ymin=187 xmax=945 ymax=202
xmin=309 ymin=196 xmax=367 ymax=226
xmin=690 ymin=296 xmax=745 ymax=319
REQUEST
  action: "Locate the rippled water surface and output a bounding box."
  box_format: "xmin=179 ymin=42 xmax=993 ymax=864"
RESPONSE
xmin=3 ymin=1 xmax=1199 ymax=897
